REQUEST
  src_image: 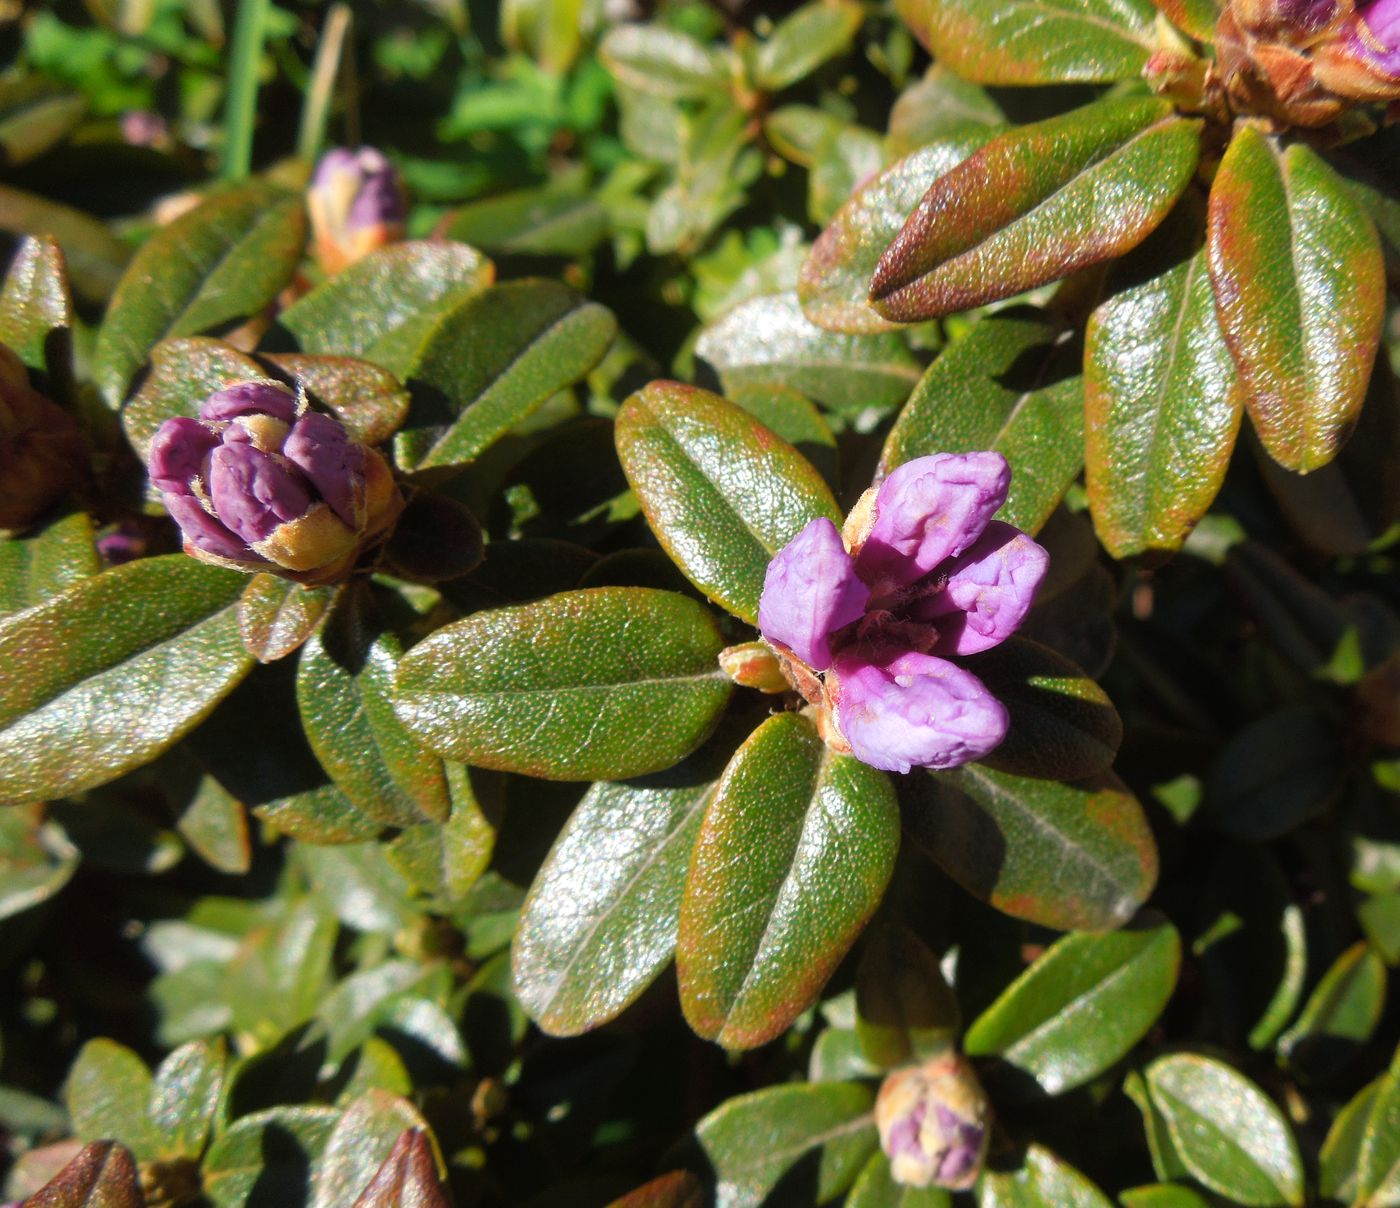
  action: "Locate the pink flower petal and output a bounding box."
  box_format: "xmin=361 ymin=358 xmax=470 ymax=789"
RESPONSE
xmin=758 ymin=517 xmax=870 ymax=671
xmin=915 ymin=521 xmax=1049 ymax=655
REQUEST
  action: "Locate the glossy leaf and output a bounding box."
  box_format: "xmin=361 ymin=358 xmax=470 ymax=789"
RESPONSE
xmin=879 ymin=311 xmax=1083 ymax=535
xmin=394 ymin=279 xmax=616 ymax=472
xmin=728 ymin=384 xmax=839 ymax=488
xmin=0 ymin=510 xmax=100 ymax=618
xmin=0 ymin=78 xmax=85 ymax=166
xmin=202 ymin=1105 xmax=341 ymax=1208
xmin=121 ymin=337 xmax=262 ymax=458
xmin=238 ymin=575 xmax=336 ymax=663
xmin=1277 ymin=941 xmax=1387 ymax=1075
xmin=0 ymin=804 xmax=78 ymax=920
xmin=0 ymin=556 xmax=252 ymax=806
xmin=848 ymin=1151 xmax=952 ymax=1207
xmin=1125 ymin=1070 xmax=1193 ymax=1184
xmin=512 ymin=739 xmax=727 ymax=1035
xmin=964 ymin=916 xmax=1180 ymax=1097
xmin=1154 ymin=0 xmax=1221 ymax=40
xmin=349 ymin=1128 xmax=449 ymax=1208
xmin=895 ymin=0 xmax=1157 ymax=83
xmin=753 ymin=0 xmax=863 ymax=91
xmin=147 ymin=1038 xmax=225 ymax=1160
xmin=94 ymin=185 xmax=307 ymax=406
xmin=0 ymin=234 xmax=72 ymax=375
xmin=678 ymin=712 xmax=899 ymax=1049
xmin=801 ymin=130 xmax=997 ymax=334
xmin=1207 ymin=126 xmax=1385 ymax=472
xmin=615 ymin=380 xmax=840 ymax=624
xmin=309 ymin=1092 xmax=438 ymax=1208
xmin=276 ymin=240 xmax=494 ymax=373
xmin=694 ymin=1081 xmax=877 ymax=1208
xmin=440 ymin=179 xmax=608 ymax=257
xmin=384 ymin=766 xmax=496 ymax=903
xmin=871 ymin=98 xmax=1201 ymax=322
xmin=695 ymin=292 xmax=922 ymax=417
xmin=1144 ymin=1054 xmax=1304 ymax=1206
xmin=259 ymin=353 xmax=410 ymax=446
xmin=598 ymin=25 xmax=732 ymax=100
xmin=606 ymin=1171 xmax=705 ymax=1208
xmin=888 ymin=65 xmax=1004 ymax=157
xmin=1321 ymin=1071 xmax=1400 ymax=1205
xmin=0 ymin=183 xmax=129 ymax=304
xmin=977 ymin=1144 xmax=1113 ymax=1207
xmin=1086 ymin=238 xmax=1244 ymax=557
xmin=394 ymin=587 xmax=731 ymax=780
xmin=20 ymin=1140 xmax=143 ymax=1208
xmin=905 ymin=765 xmax=1158 ymax=932
xmin=66 ymin=1039 xmax=157 ymax=1160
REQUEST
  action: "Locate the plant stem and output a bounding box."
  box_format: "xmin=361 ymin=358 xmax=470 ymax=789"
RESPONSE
xmin=222 ymin=0 xmax=270 ymax=181
xmin=297 ymin=3 xmax=352 ymax=162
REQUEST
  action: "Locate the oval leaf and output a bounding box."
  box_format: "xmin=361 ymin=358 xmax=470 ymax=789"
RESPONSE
xmin=678 ymin=712 xmax=899 ymax=1049
xmin=202 ymin=1106 xmax=341 ymax=1208
xmin=977 ymin=1143 xmax=1114 ymax=1207
xmin=0 ymin=510 xmax=101 ymax=619
xmin=349 ymin=1128 xmax=449 ymax=1208
xmin=0 ymin=234 xmax=73 ymax=375
xmin=1207 ymin=126 xmax=1385 ymax=472
xmin=0 ymin=183 xmax=129 ymax=304
xmin=615 ymin=380 xmax=840 ymax=624
xmin=393 ymin=587 xmax=732 ymax=781
xmin=0 ymin=556 xmax=252 ymax=806
xmin=871 ymin=98 xmax=1201 ymax=322
xmin=238 ymin=574 xmax=336 ymax=663
xmin=309 ymin=1092 xmax=439 ymax=1208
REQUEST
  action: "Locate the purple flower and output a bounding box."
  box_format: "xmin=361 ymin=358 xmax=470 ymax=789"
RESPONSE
xmin=147 ymin=380 xmax=402 ymax=583
xmin=876 ymin=1052 xmax=991 ymax=1190
xmin=758 ymin=452 xmax=1048 ymax=774
xmin=1356 ymin=0 xmax=1400 ymax=70
xmin=307 ymin=146 xmax=408 ymax=274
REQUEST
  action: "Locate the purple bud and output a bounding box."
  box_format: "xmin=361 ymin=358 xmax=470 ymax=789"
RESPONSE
xmin=309 ymin=146 xmax=408 ymax=273
xmin=161 ymin=492 xmax=263 ymax=563
xmin=758 ymin=517 xmax=870 ymax=670
xmin=831 ymin=649 xmax=1008 ymax=773
xmin=206 ymin=443 xmax=313 ymax=544
xmin=283 ymin=410 xmax=365 ymax=527
xmin=876 ymin=1053 xmax=991 ymax=1191
xmin=1358 ymin=0 xmax=1400 ymax=66
xmin=857 ymin=452 xmax=1010 ymax=592
xmin=147 ymin=416 xmax=219 ymax=496
xmin=200 ymin=381 xmax=299 ymax=424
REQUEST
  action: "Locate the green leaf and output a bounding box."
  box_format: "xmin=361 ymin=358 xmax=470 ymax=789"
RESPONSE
xmin=0 ymin=234 xmax=73 ymax=375
xmin=962 ymin=637 xmax=1122 ymax=782
xmin=0 ymin=803 xmax=78 ymax=920
xmin=20 ymin=1140 xmax=144 ymax=1208
xmin=894 ymin=0 xmax=1157 ymax=83
xmin=753 ymin=0 xmax=863 ymax=92
xmin=1118 ymin=1186 xmax=1213 ymax=1208
xmin=238 ymin=575 xmax=337 ymax=663
xmin=0 ymin=183 xmax=129 ymax=305
xmin=122 ymin=337 xmax=262 ymax=459
xmin=394 ymin=279 xmax=616 ymax=472
xmin=848 ymin=1150 xmax=953 ymax=1207
xmin=1207 ymin=125 xmax=1385 ymax=473
xmin=615 ymin=380 xmax=840 ymax=624
xmin=879 ymin=311 xmax=1083 ymax=534
xmin=1206 ymin=706 xmax=1345 ymax=840
xmin=501 ymin=0 xmax=586 ymax=73
xmin=275 ymin=240 xmax=494 ymax=376
xmin=0 ymin=510 xmax=101 ymax=619
xmin=1125 ymin=1070 xmax=1193 ymax=1184
xmin=0 ymin=556 xmax=252 ymax=806
xmin=964 ymin=915 xmax=1180 ymax=1097
xmin=94 ymin=184 xmax=308 ymax=406
xmin=394 ymin=587 xmax=732 ymax=781
xmin=1086 ymin=237 xmax=1243 ymax=558
xmin=147 ymin=1038 xmax=225 ymax=1160
xmin=66 ymin=1039 xmax=158 ymax=1161
xmin=349 ymin=1128 xmax=449 ymax=1208
xmin=800 ymin=130 xmax=997 ymax=334
xmin=855 ymin=923 xmax=961 ymax=1069
xmin=309 ymin=1091 xmax=439 ymax=1208
xmin=298 ymin=588 xmax=449 ymax=828
xmin=599 ymin=25 xmax=732 ymax=100
xmin=440 ymin=180 xmax=609 ymax=258
xmin=977 ymin=1144 xmax=1113 ymax=1207
xmin=871 ymin=98 xmax=1201 ymax=322
xmin=383 ymin=764 xmax=495 ymax=903
xmin=695 ymin=1082 xmax=877 ymax=1208
xmin=728 ymin=384 xmax=839 ymax=488
xmin=905 ymin=765 xmax=1158 ymax=931
xmin=696 ymin=292 xmax=922 ymax=418
xmin=1277 ymin=941 xmax=1387 ymax=1075
xmin=1321 ymin=1071 xmax=1400 ymax=1205
xmin=1144 ymin=1054 xmax=1304 ymax=1206
xmin=512 ymin=737 xmax=728 ymax=1036
xmin=678 ymin=712 xmax=899 ymax=1049
xmin=202 ymin=1105 xmax=341 ymax=1208
xmin=0 ymin=77 xmax=85 ymax=166
xmin=174 ymin=772 xmax=251 ymax=875
xmin=1154 ymin=0 xmax=1222 ymax=41
xmin=888 ymin=65 xmax=1005 ymax=157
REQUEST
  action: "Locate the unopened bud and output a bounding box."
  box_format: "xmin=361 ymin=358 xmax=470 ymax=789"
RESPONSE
xmin=718 ymin=641 xmax=791 ymax=693
xmin=875 ymin=1052 xmax=991 ymax=1190
xmin=307 ymin=146 xmax=408 ymax=274
xmin=1315 ymin=0 xmax=1400 ymax=96
xmin=0 ymin=343 xmax=86 ymax=532
xmin=147 ymin=379 xmax=402 ymax=584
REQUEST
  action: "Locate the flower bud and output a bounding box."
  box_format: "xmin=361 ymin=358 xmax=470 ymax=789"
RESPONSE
xmin=307 ymin=146 xmax=408 ymax=274
xmin=147 ymin=380 xmax=402 ymax=584
xmin=0 ymin=342 xmax=86 ymax=532
xmin=875 ymin=1052 xmax=991 ymax=1190
xmin=1314 ymin=0 xmax=1400 ymax=98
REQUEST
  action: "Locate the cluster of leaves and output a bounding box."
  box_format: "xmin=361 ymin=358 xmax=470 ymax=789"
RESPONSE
xmin=0 ymin=0 xmax=1399 ymax=1205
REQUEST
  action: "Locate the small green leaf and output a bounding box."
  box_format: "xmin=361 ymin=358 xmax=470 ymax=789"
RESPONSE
xmin=1277 ymin=941 xmax=1387 ymax=1076
xmin=696 ymin=292 xmax=922 ymax=418
xmin=1119 ymin=1186 xmax=1213 ymax=1208
xmin=384 ymin=763 xmax=496 ymax=903
xmin=0 ymin=510 xmax=100 ymax=619
xmin=753 ymin=0 xmax=863 ymax=92
xmin=855 ymin=923 xmax=961 ymax=1069
xmin=513 ymin=737 xmax=728 ymax=1035
xmin=238 ymin=575 xmax=337 ymax=663
xmin=0 ymin=183 xmax=129 ymax=304
xmin=0 ymin=234 xmax=73 ymax=375
xmin=94 ymin=184 xmax=307 ymax=406
xmin=963 ymin=637 xmax=1122 ymax=782
xmin=894 ymin=0 xmax=1157 ymax=83
xmin=848 ymin=1150 xmax=952 ymax=1207
xmin=1154 ymin=0 xmax=1222 ymax=41
xmin=1125 ymin=1070 xmax=1193 ymax=1184
xmin=440 ymin=179 xmax=608 ymax=258
xmin=599 ymin=25 xmax=732 ymax=100
xmin=202 ymin=1105 xmax=341 ymax=1208
xmin=800 ymin=130 xmax=997 ymax=334
xmin=1144 ymin=1054 xmax=1304 ymax=1206
xmin=276 ymin=240 xmax=494 ymax=373
xmin=615 ymin=380 xmax=840 ymax=624
xmin=1321 ymin=1071 xmax=1400 ymax=1204
xmin=309 ymin=1092 xmax=440 ymax=1208
xmin=879 ymin=311 xmax=1083 ymax=535
xmin=394 ymin=587 xmax=731 ymax=781
xmin=678 ymin=712 xmax=899 ymax=1049
xmin=905 ymin=765 xmax=1158 ymax=932
xmin=695 ymin=1082 xmax=877 ymax=1208
xmin=394 ymin=280 xmax=616 ymax=472
xmin=977 ymin=1144 xmax=1113 ymax=1207
xmin=887 ymin=65 xmax=1005 ymax=157
xmin=66 ymin=1039 xmax=158 ymax=1161
xmin=0 ymin=803 xmax=78 ymax=920
xmin=21 ymin=1140 xmax=144 ymax=1208
xmin=148 ymin=1038 xmax=225 ymax=1160
xmin=1207 ymin=125 xmax=1385 ymax=472
xmin=871 ymin=98 xmax=1201 ymax=321
xmin=0 ymin=556 xmax=252 ymax=806
xmin=964 ymin=915 xmax=1180 ymax=1097
xmin=349 ymin=1128 xmax=449 ymax=1208
xmin=0 ymin=77 xmax=85 ymax=166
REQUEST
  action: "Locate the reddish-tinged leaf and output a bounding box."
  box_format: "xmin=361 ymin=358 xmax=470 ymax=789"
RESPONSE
xmin=871 ymin=97 xmax=1201 ymax=322
xmin=1207 ymin=124 xmax=1385 ymax=473
xmin=349 ymin=1129 xmax=449 ymax=1208
xmin=238 ymin=575 xmax=337 ymax=663
xmin=605 ymin=1171 xmax=705 ymax=1208
xmin=21 ymin=1141 xmax=143 ymax=1208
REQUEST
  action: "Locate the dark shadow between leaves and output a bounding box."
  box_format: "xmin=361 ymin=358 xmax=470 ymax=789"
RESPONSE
xmin=246 ymin=1122 xmax=316 ymax=1208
